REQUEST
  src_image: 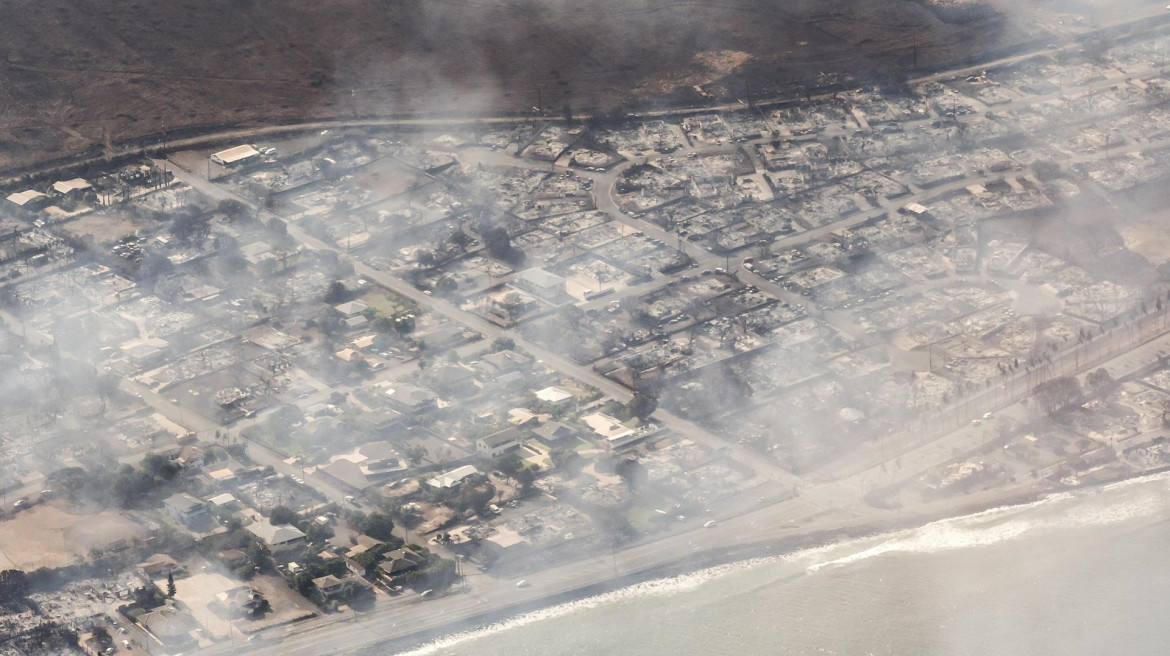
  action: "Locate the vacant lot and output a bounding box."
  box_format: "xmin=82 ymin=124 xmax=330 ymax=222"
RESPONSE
xmin=60 ymin=209 xmax=156 ymax=245
xmin=0 ymin=504 xmax=148 ymax=569
xmin=0 ymin=0 xmax=1024 ymax=173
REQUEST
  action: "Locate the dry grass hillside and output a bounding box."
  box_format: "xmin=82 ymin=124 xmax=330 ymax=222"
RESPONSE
xmin=1 ymin=0 xmax=1020 ymax=171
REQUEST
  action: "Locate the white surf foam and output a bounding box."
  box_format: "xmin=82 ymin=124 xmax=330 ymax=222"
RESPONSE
xmin=808 ymin=473 xmax=1170 ymax=572
xmin=394 ymin=471 xmax=1170 ymax=654
xmin=393 ymin=556 xmax=784 ymax=656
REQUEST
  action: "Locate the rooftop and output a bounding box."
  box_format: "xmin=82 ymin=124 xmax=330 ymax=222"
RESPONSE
xmin=6 ymin=190 xmax=47 ymax=206
xmin=163 ymin=492 xmax=206 ymax=514
xmin=246 ymin=521 xmax=307 ymax=546
xmin=428 ymin=464 xmax=479 ymax=489
xmin=51 ymin=178 xmax=91 ymax=194
xmin=517 ymin=267 xmax=566 ymax=289
xmin=535 ymin=386 xmax=573 ymax=404
xmin=212 ymin=144 xmax=261 ymax=164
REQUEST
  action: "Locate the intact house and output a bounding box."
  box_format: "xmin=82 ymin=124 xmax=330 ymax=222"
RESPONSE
xmin=5 ymin=189 xmax=49 ymax=214
xmin=210 ymin=144 xmax=262 ymax=168
xmin=138 ymin=553 xmax=183 ymax=578
xmin=515 ymin=267 xmax=567 ymax=303
xmin=163 ymin=493 xmax=210 ymax=526
xmin=476 ymin=349 xmax=532 ymax=378
xmin=333 ymin=300 xmax=368 ymax=318
xmin=376 ymin=548 xmax=424 ymax=584
xmin=428 ymin=464 xmax=479 ymax=490
xmin=532 ymin=420 xmax=577 ymax=444
xmin=319 ymin=441 xmax=408 ymax=491
xmin=312 ymin=574 xmax=347 ymax=599
xmin=534 ymin=386 xmax=574 ymax=408
xmin=173 ymin=445 xmax=205 ymax=472
xmin=433 ymin=364 xmax=477 ymax=396
xmin=384 ymin=382 xmax=438 ymax=413
xmin=51 ymin=178 xmax=92 ymax=198
xmin=246 ymin=521 xmax=308 ymax=558
xmin=476 ymin=426 xmax=525 ymax=459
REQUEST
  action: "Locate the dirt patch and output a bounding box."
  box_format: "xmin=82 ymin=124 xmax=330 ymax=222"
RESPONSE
xmin=1115 ymin=208 xmax=1170 ymax=267
xmin=0 ymin=504 xmax=148 ymax=570
xmin=60 ymin=209 xmax=155 ymax=245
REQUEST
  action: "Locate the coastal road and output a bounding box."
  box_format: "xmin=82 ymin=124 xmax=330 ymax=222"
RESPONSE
xmin=198 ymin=481 xmax=869 ymax=656
xmin=148 ymin=21 xmax=1170 ymax=654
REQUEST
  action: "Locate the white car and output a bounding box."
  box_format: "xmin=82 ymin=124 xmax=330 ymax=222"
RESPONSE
xmin=516 ymin=580 xmax=530 ymax=588
xmin=703 ymin=520 xmax=717 ymax=528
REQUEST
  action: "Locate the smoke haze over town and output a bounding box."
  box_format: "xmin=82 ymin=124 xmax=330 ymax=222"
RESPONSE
xmin=2 ymin=0 xmax=1170 ymax=654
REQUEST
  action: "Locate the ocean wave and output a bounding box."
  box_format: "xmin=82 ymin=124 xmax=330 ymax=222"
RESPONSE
xmin=807 ymin=472 xmax=1170 ymax=572
xmin=396 ymin=471 xmax=1170 ymax=654
xmin=393 ymin=556 xmax=784 ymax=656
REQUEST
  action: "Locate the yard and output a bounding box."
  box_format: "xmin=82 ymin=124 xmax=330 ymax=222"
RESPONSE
xmin=0 ymin=504 xmax=148 ymax=570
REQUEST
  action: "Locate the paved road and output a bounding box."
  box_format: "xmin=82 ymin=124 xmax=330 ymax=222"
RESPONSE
xmin=11 ymin=4 xmax=1168 ymax=187
xmin=168 ymin=144 xmax=1170 ymax=656
xmin=161 ymin=157 xmax=804 ymax=490
xmin=137 ymin=16 xmax=1170 ymax=652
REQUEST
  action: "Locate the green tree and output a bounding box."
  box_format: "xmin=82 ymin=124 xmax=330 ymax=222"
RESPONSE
xmin=269 ymin=505 xmax=299 ymax=526
xmin=359 ymin=512 xmax=396 ymax=541
xmin=452 ymin=478 xmax=496 ymax=514
xmin=403 ymin=444 xmax=427 ymax=465
xmin=497 ymin=453 xmax=524 ymax=476
xmin=166 ymin=571 xmax=176 ymax=598
xmin=490 ymin=336 xmax=515 ymax=352
xmin=550 ymin=447 xmax=582 ymax=473
xmin=625 ymin=392 xmax=657 ymax=420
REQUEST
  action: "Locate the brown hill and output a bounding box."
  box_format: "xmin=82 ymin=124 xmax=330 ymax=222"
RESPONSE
xmin=1 ymin=0 xmax=1018 ymax=172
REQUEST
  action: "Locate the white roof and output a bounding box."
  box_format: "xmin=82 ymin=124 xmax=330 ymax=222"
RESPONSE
xmin=333 ymin=300 xmax=368 ymax=316
xmin=6 ymin=190 xmax=47 ymax=206
xmin=247 ymin=521 xmax=306 ymax=545
xmin=517 ymin=268 xmax=565 ymax=289
xmin=583 ymin=412 xmax=634 ymax=439
xmin=207 ymin=493 xmax=237 ymax=506
xmin=52 ymin=178 xmax=91 ymax=194
xmin=428 ymin=465 xmax=479 ymax=489
xmin=535 ymin=386 xmax=573 ymax=403
xmin=212 ymin=144 xmax=261 ymax=164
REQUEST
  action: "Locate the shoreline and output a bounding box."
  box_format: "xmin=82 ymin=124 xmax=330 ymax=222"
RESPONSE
xmin=357 ymin=464 xmax=1170 ymax=655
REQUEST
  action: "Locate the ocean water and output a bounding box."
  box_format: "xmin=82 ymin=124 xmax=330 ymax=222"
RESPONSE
xmin=396 ymin=472 xmax=1170 ymax=656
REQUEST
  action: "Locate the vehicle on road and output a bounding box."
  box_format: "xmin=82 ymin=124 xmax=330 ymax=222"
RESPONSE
xmin=703 ymin=520 xmax=717 ymax=528
xmin=516 ymin=580 xmax=530 ymax=588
